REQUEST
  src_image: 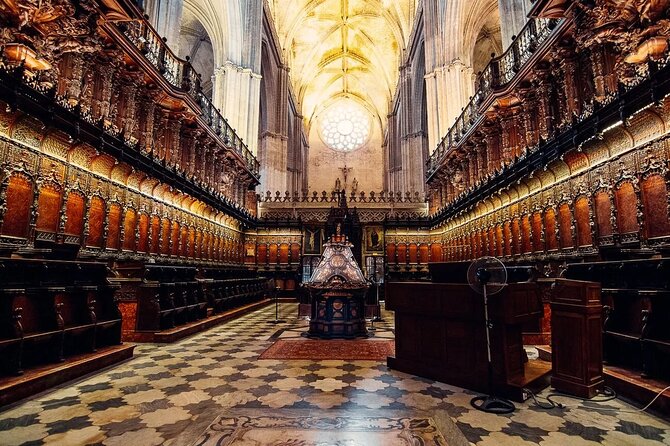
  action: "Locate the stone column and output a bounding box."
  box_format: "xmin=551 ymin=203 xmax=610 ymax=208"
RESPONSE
xmin=145 ymin=0 xmax=184 ymax=53
xmin=424 ymin=60 xmax=474 ymax=153
xmin=497 ymin=0 xmax=532 ymax=51
xmin=212 ymin=62 xmax=263 ymax=154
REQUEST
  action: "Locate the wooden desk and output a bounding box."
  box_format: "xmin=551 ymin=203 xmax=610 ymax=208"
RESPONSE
xmin=386 ymin=281 xmax=550 ymax=402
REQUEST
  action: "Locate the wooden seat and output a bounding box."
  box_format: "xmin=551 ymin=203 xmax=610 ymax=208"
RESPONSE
xmin=0 ymin=258 xmax=123 ymax=377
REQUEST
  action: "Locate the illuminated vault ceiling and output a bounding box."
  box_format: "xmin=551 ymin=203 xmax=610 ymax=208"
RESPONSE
xmin=268 ymin=0 xmax=418 ymax=130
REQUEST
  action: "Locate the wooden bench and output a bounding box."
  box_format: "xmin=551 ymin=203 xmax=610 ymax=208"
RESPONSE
xmin=563 ymin=258 xmax=670 ymax=379
xmin=0 ymin=258 xmax=122 ymax=376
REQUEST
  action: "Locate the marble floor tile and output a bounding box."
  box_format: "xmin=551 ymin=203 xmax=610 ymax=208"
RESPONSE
xmin=0 ymin=303 xmax=667 ymax=446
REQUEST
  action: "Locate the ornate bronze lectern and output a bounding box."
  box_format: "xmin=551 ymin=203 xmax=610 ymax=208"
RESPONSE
xmin=304 ymin=231 xmax=369 ymax=338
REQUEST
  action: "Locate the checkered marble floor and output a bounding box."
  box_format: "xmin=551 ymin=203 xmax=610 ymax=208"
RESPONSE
xmin=0 ymin=303 xmax=668 ymax=445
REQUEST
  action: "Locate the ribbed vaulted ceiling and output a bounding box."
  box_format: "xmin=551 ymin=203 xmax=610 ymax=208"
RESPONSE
xmin=268 ymin=0 xmax=418 ymax=130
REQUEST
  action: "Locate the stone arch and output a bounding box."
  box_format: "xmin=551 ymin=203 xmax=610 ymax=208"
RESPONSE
xmin=184 ymin=0 xmax=243 ymax=66
xmin=179 ymin=7 xmax=216 ymax=98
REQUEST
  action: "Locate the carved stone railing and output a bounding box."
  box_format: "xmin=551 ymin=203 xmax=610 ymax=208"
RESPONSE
xmin=258 ymin=190 xmax=426 ymax=204
xmin=117 ymin=19 xmax=260 ymax=179
xmin=426 ymin=17 xmax=561 ymax=179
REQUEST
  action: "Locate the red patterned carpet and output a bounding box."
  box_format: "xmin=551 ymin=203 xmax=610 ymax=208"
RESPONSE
xmin=259 ymin=339 xmax=395 ymax=361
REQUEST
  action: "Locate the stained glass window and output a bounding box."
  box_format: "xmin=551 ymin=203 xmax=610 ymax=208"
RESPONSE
xmin=319 ymin=102 xmax=371 ymax=151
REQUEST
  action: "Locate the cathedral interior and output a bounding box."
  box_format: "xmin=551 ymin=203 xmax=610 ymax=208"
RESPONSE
xmin=1 ymin=0 xmax=670 ymax=444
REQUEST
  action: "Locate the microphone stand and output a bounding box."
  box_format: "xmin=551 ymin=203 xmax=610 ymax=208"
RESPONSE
xmin=268 ymin=285 xmax=286 ymax=324
xmin=372 ymin=270 xmax=383 ymax=323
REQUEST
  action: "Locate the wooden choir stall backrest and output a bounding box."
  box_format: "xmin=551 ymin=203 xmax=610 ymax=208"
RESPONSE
xmin=137 ymin=213 xmax=150 ymax=253
xmin=558 ymin=203 xmax=574 ymax=249
xmin=36 ymin=182 xmax=62 ymax=234
xmin=279 ymin=243 xmax=289 ymax=264
xmin=87 ymin=196 xmax=105 ymax=248
xmin=641 ymin=174 xmax=670 ymax=239
xmin=106 ymin=203 xmax=121 ymax=250
xmin=268 ymin=243 xmax=278 ymax=263
xmin=63 ymin=191 xmax=85 ymax=238
xmin=291 ymin=243 xmax=301 ymax=262
xmin=594 ymin=191 xmax=614 ymax=239
xmin=574 ymin=196 xmax=593 ymax=247
xmin=544 ymin=209 xmax=558 ymax=251
xmin=614 ymin=182 xmax=639 ymax=235
xmin=1 ymin=173 xmax=34 ymax=239
xmin=430 ymin=242 xmax=442 ymax=262
xmin=122 ymin=208 xmax=137 ymax=251
xmin=385 ymin=243 xmax=395 ymax=263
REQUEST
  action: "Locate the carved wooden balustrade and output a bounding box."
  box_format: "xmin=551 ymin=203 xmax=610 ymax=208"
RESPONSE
xmin=115 ymin=18 xmax=259 ymax=178
xmin=426 ymin=16 xmax=561 ymax=179
xmin=424 ymin=1 xmax=670 ymax=264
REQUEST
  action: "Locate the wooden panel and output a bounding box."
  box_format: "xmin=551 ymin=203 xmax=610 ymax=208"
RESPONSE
xmin=550 ymin=279 xmax=603 ymax=398
xmin=160 ymin=219 xmax=170 ymax=255
xmin=149 ymin=216 xmax=160 ymax=254
xmin=386 ymin=243 xmax=396 ymax=264
xmin=575 ymin=197 xmax=593 ymax=247
xmin=87 ymin=196 xmax=105 ymax=248
xmin=397 ymin=244 xmax=407 ymax=263
xmin=195 ymin=230 xmax=202 ymax=258
xmin=170 ymin=222 xmax=180 ymax=256
xmin=503 ymin=222 xmax=512 ymax=256
xmin=387 ymin=281 xmax=545 ymax=401
xmin=558 ymin=203 xmax=574 ymax=248
xmin=408 ymin=243 xmax=418 ymax=263
xmin=488 ymin=227 xmax=496 ymax=256
xmin=122 ymin=208 xmax=136 ymax=251
xmin=257 ymin=244 xmax=267 ymax=263
xmin=36 ymin=185 xmax=62 ymax=232
xmin=63 ymin=192 xmax=85 ymax=236
xmin=615 ymin=182 xmax=639 ymax=234
xmin=268 ymin=243 xmax=278 ymax=263
xmin=1 ymin=175 xmax=33 ymax=238
xmin=188 ymin=227 xmax=196 ymax=258
xmin=106 ymin=203 xmax=121 ymax=250
xmin=430 ymin=243 xmax=442 ymax=262
xmin=511 ymin=218 xmax=521 ymax=254
xmin=641 ymin=174 xmax=670 ymax=239
xmin=291 ymin=243 xmax=301 ymax=262
xmin=137 ymin=214 xmax=150 ymax=253
xmin=203 ymin=232 xmax=210 ymax=259
xmin=419 ymin=244 xmax=429 ymax=263
xmin=544 ymin=208 xmax=558 ymax=250
xmin=279 ymin=243 xmax=289 ymax=264
xmin=178 ymin=226 xmax=187 ymax=257
xmin=495 ymin=225 xmax=504 ymax=257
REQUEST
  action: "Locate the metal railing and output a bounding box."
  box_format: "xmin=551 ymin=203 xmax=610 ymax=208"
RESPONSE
xmin=426 ymin=17 xmax=560 ymax=179
xmin=118 ymin=19 xmax=260 ymax=179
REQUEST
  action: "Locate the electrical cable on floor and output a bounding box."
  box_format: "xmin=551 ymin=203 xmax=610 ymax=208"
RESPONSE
xmin=523 ymin=385 xmax=670 ymax=414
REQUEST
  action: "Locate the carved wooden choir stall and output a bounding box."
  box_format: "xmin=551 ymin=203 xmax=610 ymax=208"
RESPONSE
xmin=111 ymin=264 xmax=271 ymax=342
xmin=0 ymin=258 xmax=133 ymax=406
xmin=562 ymin=258 xmax=670 ymax=411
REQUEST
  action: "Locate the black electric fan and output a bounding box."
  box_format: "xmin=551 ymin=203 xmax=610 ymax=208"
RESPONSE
xmin=467 ymin=256 xmax=515 ymax=414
